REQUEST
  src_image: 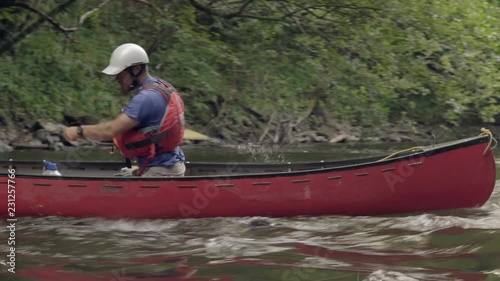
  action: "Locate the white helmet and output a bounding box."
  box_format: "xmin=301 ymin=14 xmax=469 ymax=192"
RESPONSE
xmin=102 ymin=43 xmax=149 ymax=75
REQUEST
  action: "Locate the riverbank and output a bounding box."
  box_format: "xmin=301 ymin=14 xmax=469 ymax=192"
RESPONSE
xmin=0 ymin=120 xmax=497 ymax=152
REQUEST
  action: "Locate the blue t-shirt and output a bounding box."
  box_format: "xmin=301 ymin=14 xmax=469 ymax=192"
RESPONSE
xmin=123 ymin=75 xmax=185 ymax=167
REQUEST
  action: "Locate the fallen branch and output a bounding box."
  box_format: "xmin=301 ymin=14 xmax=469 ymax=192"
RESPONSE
xmin=258 ymin=112 xmax=276 ymax=143
xmin=273 ymin=119 xmax=281 ymax=144
xmin=294 ymin=99 xmax=318 ymax=127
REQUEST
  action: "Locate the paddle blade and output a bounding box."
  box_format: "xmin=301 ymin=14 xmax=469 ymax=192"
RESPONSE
xmin=183 ymin=129 xmax=210 ymax=140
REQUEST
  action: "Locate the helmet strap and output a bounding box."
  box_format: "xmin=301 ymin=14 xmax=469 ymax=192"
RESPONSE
xmin=128 ymin=65 xmax=145 ymax=90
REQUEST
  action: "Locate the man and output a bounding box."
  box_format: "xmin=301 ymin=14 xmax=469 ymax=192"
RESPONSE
xmin=64 ymin=43 xmax=186 ymax=177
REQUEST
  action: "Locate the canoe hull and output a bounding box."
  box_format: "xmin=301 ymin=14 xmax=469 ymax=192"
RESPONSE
xmin=0 ymin=136 xmax=496 ymax=218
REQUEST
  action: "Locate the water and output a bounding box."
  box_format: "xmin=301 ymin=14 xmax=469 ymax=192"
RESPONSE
xmin=1 ymin=143 xmax=500 ymax=280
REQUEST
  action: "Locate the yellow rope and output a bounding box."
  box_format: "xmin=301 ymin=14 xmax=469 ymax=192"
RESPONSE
xmin=479 ymin=127 xmax=497 ymax=155
xmin=378 ymin=127 xmax=496 ymax=161
xmin=377 ymin=146 xmax=424 ymax=162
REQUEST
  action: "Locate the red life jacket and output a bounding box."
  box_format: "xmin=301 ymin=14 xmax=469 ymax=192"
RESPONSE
xmin=113 ymin=79 xmax=185 ymax=159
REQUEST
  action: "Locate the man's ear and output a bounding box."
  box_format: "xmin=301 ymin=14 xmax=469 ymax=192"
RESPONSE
xmin=133 ymin=65 xmax=142 ymax=75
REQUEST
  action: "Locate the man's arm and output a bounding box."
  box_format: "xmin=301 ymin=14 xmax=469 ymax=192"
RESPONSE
xmin=63 ymin=113 xmax=139 ymax=142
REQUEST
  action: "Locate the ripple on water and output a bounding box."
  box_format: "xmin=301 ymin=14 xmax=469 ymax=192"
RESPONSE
xmin=2 ymin=181 xmax=499 ymax=280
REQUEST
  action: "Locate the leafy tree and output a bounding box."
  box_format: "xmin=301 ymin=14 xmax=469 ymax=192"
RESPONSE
xmin=0 ymin=0 xmax=499 ymax=142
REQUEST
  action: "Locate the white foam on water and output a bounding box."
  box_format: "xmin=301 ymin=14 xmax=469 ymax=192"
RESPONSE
xmin=93 ymin=219 xmax=180 ymax=233
xmin=364 ymin=270 xmax=426 ymax=281
xmin=203 ymin=235 xmax=290 ymax=259
xmin=384 ymin=209 xmax=500 ymax=232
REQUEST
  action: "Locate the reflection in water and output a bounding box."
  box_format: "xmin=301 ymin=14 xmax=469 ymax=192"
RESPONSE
xmin=0 ymin=182 xmax=499 ymax=280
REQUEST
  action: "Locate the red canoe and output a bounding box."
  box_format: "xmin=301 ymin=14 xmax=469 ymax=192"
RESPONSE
xmin=0 ymin=133 xmax=496 ymax=219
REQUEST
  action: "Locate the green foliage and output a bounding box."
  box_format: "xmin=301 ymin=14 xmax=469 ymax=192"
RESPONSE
xmin=0 ymin=0 xmax=499 ymax=130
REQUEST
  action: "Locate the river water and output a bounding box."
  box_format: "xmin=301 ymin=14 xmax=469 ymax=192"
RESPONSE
xmin=1 ymin=142 xmax=499 ymax=281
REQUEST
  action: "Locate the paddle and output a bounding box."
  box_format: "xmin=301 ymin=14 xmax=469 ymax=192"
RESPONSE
xmin=183 ymin=129 xmax=210 ymax=141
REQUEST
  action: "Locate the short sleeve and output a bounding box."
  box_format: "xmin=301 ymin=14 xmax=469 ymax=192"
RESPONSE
xmin=123 ymin=89 xmax=156 ymax=121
